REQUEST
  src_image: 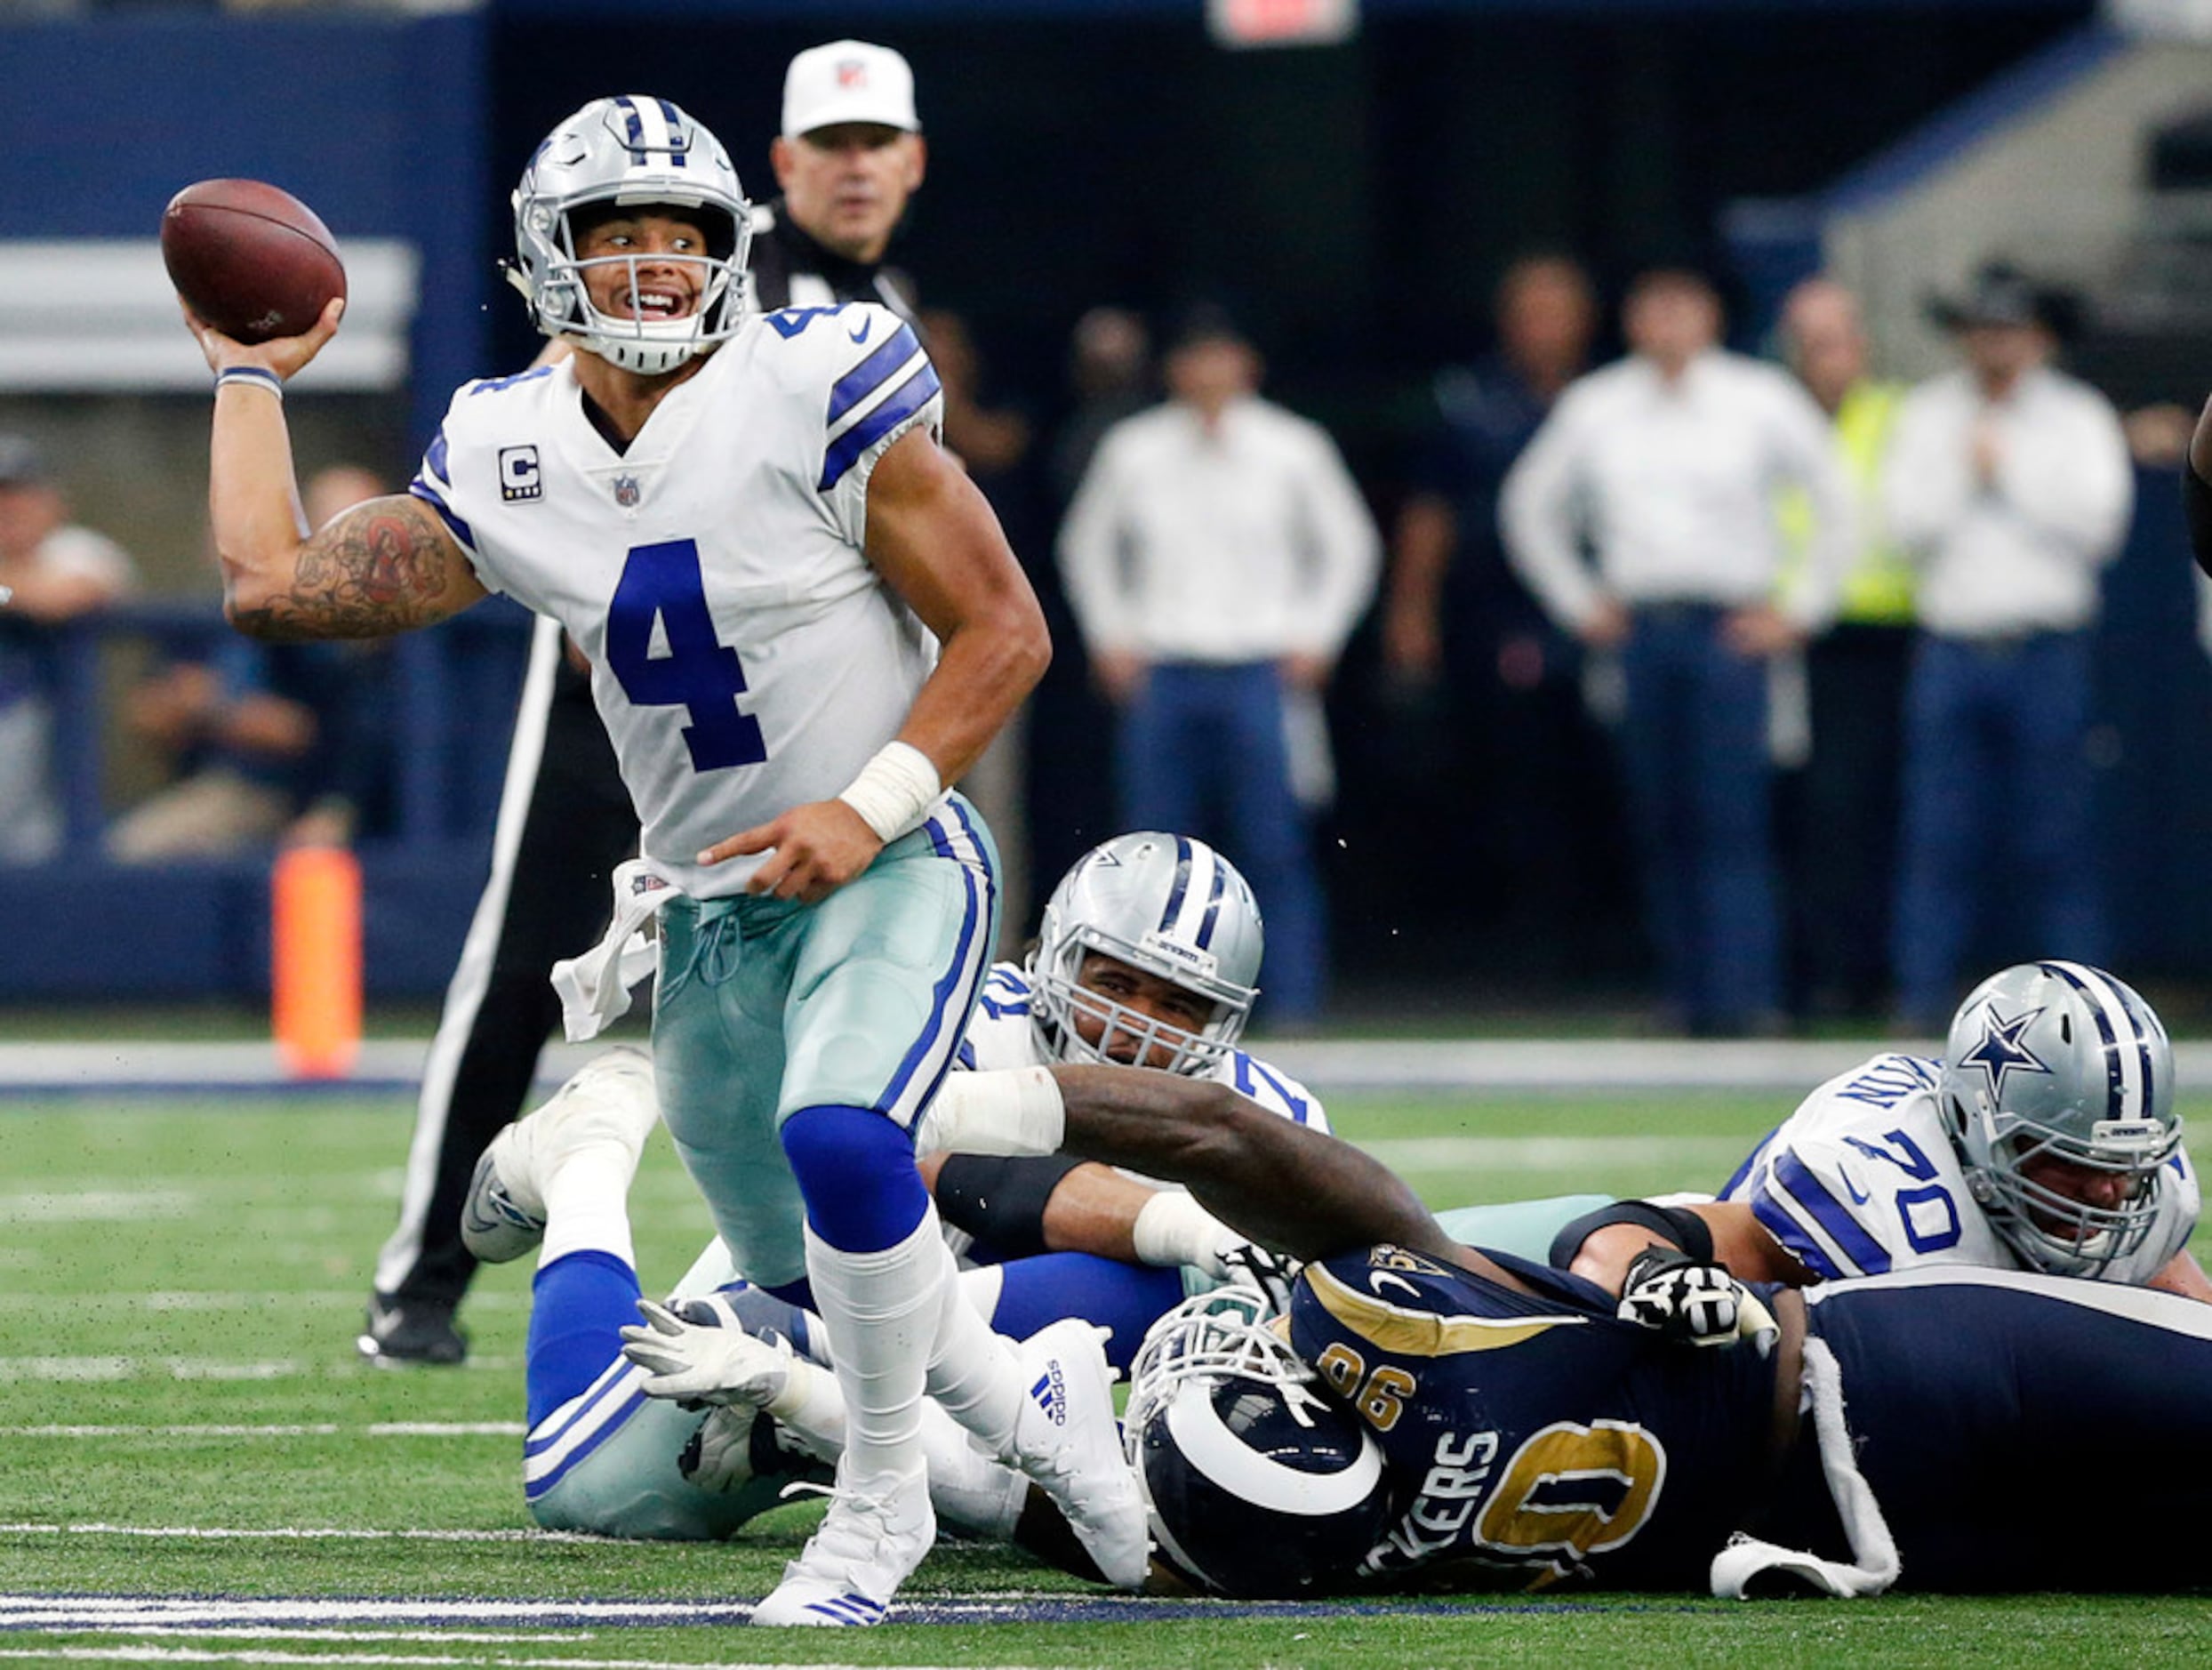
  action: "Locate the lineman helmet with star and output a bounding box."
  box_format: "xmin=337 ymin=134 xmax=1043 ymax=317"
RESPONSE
xmin=1939 ymin=960 xmax=2183 ymax=1275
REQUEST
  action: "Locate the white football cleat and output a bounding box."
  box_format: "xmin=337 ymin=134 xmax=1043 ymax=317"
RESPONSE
xmin=749 ymin=1465 xmax=934 ymax=1627
xmin=1009 ymin=1319 xmax=1150 ymax=1589
xmin=461 ymin=1046 xmax=657 ymax=1264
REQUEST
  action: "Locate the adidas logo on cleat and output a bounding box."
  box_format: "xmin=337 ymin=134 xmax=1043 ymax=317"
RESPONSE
xmin=1030 ymin=1360 xmax=1067 ymax=1426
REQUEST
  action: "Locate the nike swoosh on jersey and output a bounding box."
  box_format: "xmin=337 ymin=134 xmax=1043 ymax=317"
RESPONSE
xmin=1369 ymin=1271 xmax=1423 ymax=1300
xmin=1840 ymin=1168 xmax=1871 ymax=1205
xmin=848 ymin=316 xmax=873 ymax=344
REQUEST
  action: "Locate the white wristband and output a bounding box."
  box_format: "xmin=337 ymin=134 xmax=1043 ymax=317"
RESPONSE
xmin=1132 ymin=1190 xmax=1234 ymax=1276
xmin=215 ymin=365 xmax=285 ymax=401
xmin=914 ymin=1066 xmax=1064 ymax=1158
xmin=836 ymin=741 xmax=942 ymax=845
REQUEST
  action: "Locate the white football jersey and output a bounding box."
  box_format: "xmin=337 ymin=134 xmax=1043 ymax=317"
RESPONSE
xmin=412 ymin=302 xmax=943 ymax=896
xmin=1719 ymin=1051 xmax=2198 ymax=1286
xmin=957 ymin=962 xmax=1331 ymax=1136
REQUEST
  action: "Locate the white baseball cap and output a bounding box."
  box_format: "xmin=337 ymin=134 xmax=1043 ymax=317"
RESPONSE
xmin=781 ymin=40 xmax=920 ymax=139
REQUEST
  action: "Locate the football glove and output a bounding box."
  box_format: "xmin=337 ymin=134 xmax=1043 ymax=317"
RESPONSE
xmin=619 ymin=1296 xmax=794 ymax=1409
xmin=1615 ymin=1246 xmax=1776 ymax=1353
xmin=679 ymin=1404 xmax=765 ymax=1494
xmin=1217 ymin=1241 xmax=1304 ymax=1318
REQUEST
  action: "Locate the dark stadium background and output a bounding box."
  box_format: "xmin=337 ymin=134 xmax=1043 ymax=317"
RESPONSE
xmin=10 ymin=0 xmax=2211 ymax=1024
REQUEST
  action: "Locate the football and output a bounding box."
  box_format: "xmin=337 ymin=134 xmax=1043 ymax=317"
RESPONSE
xmin=161 ymin=178 xmax=347 ymax=345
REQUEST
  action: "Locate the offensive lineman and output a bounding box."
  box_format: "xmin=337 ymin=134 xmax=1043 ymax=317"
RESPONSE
xmin=365 ymin=42 xmax=938 ymax=1368
xmin=181 ymin=93 xmax=1142 ymax=1625
xmin=907 ymin=1052 xmax=2212 ymax=1598
xmin=477 ymin=832 xmax=1324 ymax=1548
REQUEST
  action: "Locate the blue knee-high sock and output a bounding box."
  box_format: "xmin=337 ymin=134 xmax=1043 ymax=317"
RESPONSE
xmin=987 ymin=1252 xmax=1187 ymax=1374
xmin=525 ymin=1248 xmax=642 ymax=1430
xmin=781 ymin=1103 xmax=928 ymax=1253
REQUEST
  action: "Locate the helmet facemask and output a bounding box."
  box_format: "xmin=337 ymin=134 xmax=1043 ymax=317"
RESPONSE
xmin=1032 ymin=926 xmax=1251 ymax=1079
xmin=1956 ymin=1096 xmax=2179 ymax=1275
xmin=509 ymin=96 xmax=751 ymax=376
xmin=1939 ymin=960 xmax=2184 ymax=1278
xmin=1027 ymin=833 xmax=1263 ymax=1079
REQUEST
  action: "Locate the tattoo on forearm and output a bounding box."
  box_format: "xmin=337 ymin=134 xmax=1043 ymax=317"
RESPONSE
xmin=232 ymin=501 xmax=458 ymax=639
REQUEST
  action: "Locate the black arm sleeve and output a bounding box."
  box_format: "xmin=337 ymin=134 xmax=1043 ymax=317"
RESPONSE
xmin=2184 ymin=460 xmax=2212 ymax=581
xmin=932 ymin=1152 xmax=1087 ymax=1261
xmin=1548 ymin=1199 xmax=1716 ymax=1270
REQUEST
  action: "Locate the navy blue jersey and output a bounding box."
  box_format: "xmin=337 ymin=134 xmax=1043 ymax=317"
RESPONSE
xmin=1288 ymin=1244 xmax=1781 ymax=1592
xmin=1801 ymin=1265 xmax=2212 ymax=1591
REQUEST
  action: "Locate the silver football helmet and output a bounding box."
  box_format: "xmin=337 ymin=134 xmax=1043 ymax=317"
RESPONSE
xmin=509 ymin=95 xmax=749 ymax=374
xmin=1028 ymin=832 xmax=1263 ymax=1078
xmin=1123 ymin=1287 xmax=1389 ymax=1597
xmin=1939 ymin=960 xmax=2183 ymax=1276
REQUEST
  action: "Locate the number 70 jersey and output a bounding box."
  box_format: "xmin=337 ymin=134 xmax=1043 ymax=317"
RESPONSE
xmin=411 ymin=302 xmax=945 ymax=897
xmin=1718 ymin=1051 xmax=2199 ymax=1285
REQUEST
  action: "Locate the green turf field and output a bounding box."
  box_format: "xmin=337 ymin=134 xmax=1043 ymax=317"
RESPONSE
xmin=4 ymin=1085 xmax=2209 ymax=1667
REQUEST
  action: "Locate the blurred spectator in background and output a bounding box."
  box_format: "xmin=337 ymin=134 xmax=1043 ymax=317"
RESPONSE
xmin=1048 ymin=306 xmax=1155 ymax=509
xmin=105 ymin=465 xmax=394 ymax=863
xmin=1775 ymin=277 xmax=1913 ymax=1022
xmin=1503 ymin=269 xmax=1852 ymax=1036
xmin=922 ymin=306 xmax=1031 ymax=481
xmin=1024 ymin=306 xmax=1158 ymax=902
xmin=1885 ymin=261 xmax=2132 ymax=1032
xmin=0 ymin=434 xmax=137 ymax=865
xmin=1382 ymin=253 xmax=1611 ymax=961
xmin=1057 ymin=305 xmax=1379 ymax=1028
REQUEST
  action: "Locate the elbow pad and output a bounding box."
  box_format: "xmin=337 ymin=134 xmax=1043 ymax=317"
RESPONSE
xmin=1548 ymin=1199 xmax=1716 ymax=1270
xmin=932 ymin=1152 xmax=1086 ymax=1261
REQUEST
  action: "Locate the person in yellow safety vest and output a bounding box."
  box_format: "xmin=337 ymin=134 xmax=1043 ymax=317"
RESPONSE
xmin=1775 ymin=277 xmax=1913 ymax=1022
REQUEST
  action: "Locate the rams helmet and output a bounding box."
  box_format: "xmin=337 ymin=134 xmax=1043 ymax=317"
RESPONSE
xmin=1123 ymin=1287 xmax=1389 ymax=1597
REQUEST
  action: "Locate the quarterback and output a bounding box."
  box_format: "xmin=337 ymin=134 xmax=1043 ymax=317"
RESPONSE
xmin=182 ymin=93 xmax=1142 ymax=1624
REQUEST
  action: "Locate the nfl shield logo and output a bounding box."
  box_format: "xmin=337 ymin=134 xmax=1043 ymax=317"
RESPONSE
xmin=613 ymin=474 xmax=641 ymax=508
xmin=838 ymin=59 xmax=867 ymax=87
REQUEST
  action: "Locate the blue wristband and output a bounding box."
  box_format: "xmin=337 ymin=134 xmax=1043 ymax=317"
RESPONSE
xmin=215 ymin=366 xmax=284 ymax=400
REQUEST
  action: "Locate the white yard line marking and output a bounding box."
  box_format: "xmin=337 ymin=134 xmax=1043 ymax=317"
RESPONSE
xmin=0 ymin=1652 xmax=894 ymax=1669
xmin=0 ymin=1528 xmax=593 ymax=1545
xmin=0 ymin=1653 xmax=821 ymax=1669
xmin=1360 ymin=1133 xmax=1751 ymax=1171
xmin=0 ymin=1192 xmax=194 ymax=1222
xmin=0 ymin=1425 xmax=522 ymax=1439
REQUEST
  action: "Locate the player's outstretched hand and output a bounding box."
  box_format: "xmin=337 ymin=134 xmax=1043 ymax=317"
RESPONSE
xmin=1615 ymin=1246 xmax=1775 ymax=1352
xmin=619 ymin=1297 xmax=794 ymax=1409
xmin=702 ymin=799 xmax=883 ymax=903
xmin=180 ymin=294 xmax=344 ymax=383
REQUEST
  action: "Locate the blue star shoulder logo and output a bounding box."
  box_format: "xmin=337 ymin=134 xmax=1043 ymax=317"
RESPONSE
xmin=1956 ymin=1004 xmax=2054 ymax=1100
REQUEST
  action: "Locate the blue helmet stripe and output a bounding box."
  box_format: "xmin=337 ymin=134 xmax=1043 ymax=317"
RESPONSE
xmin=1195 ymin=848 xmax=1226 ymax=950
xmin=657 ymin=97 xmax=688 ymax=165
xmin=2040 ymin=960 xmax=2135 ymax=1122
xmin=1158 ymin=836 xmax=1193 ymax=935
xmin=613 ymin=96 xmax=647 ymax=163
